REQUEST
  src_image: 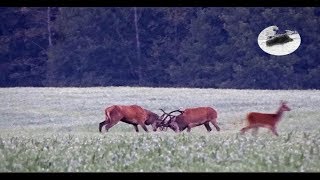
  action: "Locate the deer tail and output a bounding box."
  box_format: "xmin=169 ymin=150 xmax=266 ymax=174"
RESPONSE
xmin=105 ymin=106 xmax=115 ymax=123
xmin=241 ymin=114 xmax=250 ymax=126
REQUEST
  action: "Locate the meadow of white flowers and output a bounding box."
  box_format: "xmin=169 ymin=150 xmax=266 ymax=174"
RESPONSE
xmin=0 ymin=87 xmax=319 ymax=172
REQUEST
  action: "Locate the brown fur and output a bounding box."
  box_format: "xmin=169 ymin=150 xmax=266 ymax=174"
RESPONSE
xmin=99 ymin=105 xmax=160 ymax=133
xmin=162 ymin=107 xmax=220 ymax=133
xmin=240 ymin=101 xmax=291 ymax=136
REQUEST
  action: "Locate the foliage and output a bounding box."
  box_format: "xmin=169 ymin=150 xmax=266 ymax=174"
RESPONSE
xmin=0 ymin=7 xmax=319 ymax=89
xmin=1 ymin=132 xmax=320 ymax=172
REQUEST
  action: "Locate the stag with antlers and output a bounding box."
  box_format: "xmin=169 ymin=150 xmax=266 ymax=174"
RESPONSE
xmin=157 ymin=107 xmax=220 ymax=133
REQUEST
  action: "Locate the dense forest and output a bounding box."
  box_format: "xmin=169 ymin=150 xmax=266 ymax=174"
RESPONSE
xmin=0 ymin=7 xmax=319 ymax=89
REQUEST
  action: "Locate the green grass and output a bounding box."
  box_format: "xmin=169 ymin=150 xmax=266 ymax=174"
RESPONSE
xmin=0 ymin=87 xmax=320 ymax=172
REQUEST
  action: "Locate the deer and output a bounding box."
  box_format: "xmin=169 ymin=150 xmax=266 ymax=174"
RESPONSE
xmin=98 ymin=105 xmax=162 ymax=133
xmin=157 ymin=107 xmax=220 ymax=133
xmin=240 ymin=101 xmax=291 ymax=136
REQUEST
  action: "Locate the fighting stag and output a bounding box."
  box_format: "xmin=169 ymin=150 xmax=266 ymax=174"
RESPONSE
xmin=99 ymin=105 xmax=162 ymax=133
xmin=240 ymin=101 xmax=291 ymax=136
xmin=158 ymin=107 xmax=220 ymax=133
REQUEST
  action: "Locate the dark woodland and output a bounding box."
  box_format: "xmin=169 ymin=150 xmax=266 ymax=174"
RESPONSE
xmin=0 ymin=7 xmax=319 ymax=89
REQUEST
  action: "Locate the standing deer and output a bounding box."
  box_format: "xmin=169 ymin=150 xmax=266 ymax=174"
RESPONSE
xmin=158 ymin=107 xmax=220 ymax=133
xmin=240 ymin=101 xmax=291 ymax=136
xmin=98 ymin=105 xmax=162 ymax=133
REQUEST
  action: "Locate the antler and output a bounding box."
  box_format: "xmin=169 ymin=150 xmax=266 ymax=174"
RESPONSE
xmin=159 ymin=109 xmax=173 ymax=123
xmin=159 ymin=109 xmax=182 ymax=120
xmin=159 ymin=109 xmax=184 ymax=127
xmin=158 ymin=109 xmax=172 ymax=129
xmin=167 ymin=109 xmax=184 ymax=115
xmin=159 ymin=109 xmax=167 ymax=120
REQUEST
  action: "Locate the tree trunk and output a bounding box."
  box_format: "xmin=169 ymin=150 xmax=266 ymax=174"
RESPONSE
xmin=47 ymin=7 xmax=52 ymax=47
xmin=134 ymin=7 xmax=142 ymax=85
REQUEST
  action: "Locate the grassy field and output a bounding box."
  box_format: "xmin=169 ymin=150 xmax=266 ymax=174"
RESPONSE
xmin=0 ymin=87 xmax=319 ymax=172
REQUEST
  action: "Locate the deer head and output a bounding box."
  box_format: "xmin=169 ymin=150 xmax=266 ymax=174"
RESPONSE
xmin=157 ymin=109 xmax=184 ymax=131
xmin=280 ymin=100 xmax=291 ymax=111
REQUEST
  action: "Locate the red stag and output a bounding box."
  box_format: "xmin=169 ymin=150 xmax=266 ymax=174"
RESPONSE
xmin=99 ymin=105 xmax=161 ymax=133
xmin=240 ymin=101 xmax=291 ymax=136
xmin=158 ymin=107 xmax=220 ymax=133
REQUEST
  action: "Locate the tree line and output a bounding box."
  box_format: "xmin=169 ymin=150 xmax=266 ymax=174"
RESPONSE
xmin=0 ymin=7 xmax=319 ymax=89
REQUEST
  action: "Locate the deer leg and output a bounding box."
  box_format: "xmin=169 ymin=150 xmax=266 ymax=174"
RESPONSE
xmin=270 ymin=127 xmax=279 ymax=136
xmin=133 ymin=124 xmax=139 ymax=132
xmin=210 ymin=119 xmax=220 ymax=131
xmin=187 ymin=126 xmax=192 ymax=132
xmin=204 ymin=122 xmax=212 ymax=132
xmin=187 ymin=123 xmax=197 ymax=132
xmin=241 ymin=124 xmax=261 ymax=135
xmin=252 ymin=127 xmax=259 ymax=136
xmin=105 ymin=111 xmax=122 ymax=132
xmin=105 ymin=121 xmax=119 ymax=132
xmin=99 ymin=121 xmax=107 ymax=133
xmin=140 ymin=123 xmax=149 ymax=132
xmin=240 ymin=125 xmax=253 ymax=134
xmin=180 ymin=125 xmax=187 ymax=132
xmin=240 ymin=127 xmax=248 ymax=134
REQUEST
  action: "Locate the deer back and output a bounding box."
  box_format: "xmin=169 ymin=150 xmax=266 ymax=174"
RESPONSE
xmin=117 ymin=105 xmax=148 ymax=122
xmin=105 ymin=105 xmax=148 ymax=124
xmin=247 ymin=112 xmax=278 ymax=126
xmin=246 ymin=101 xmax=290 ymax=127
xmin=182 ymin=107 xmax=217 ymax=123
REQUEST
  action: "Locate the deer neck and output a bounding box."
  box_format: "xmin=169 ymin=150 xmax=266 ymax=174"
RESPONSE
xmin=275 ymin=107 xmax=284 ymax=120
